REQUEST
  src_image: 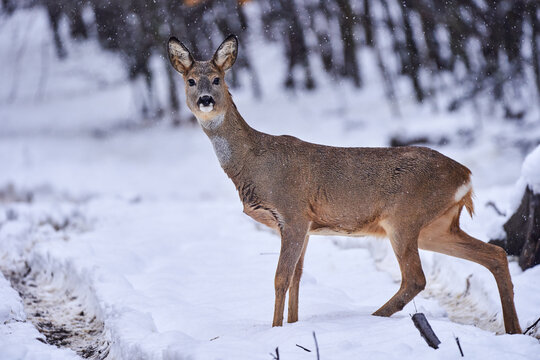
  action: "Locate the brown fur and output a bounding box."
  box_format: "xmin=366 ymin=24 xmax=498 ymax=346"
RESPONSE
xmin=167 ymin=36 xmax=522 ymax=334
xmin=462 ymin=189 xmax=475 ymax=217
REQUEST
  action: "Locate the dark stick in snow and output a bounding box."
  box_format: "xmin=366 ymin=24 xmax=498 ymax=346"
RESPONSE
xmin=523 ymin=316 xmax=540 ymax=335
xmin=454 ymin=335 xmax=464 ymax=357
xmin=269 ymin=347 xmax=279 ymax=360
xmin=296 ymin=344 xmax=311 ymax=352
xmin=411 ymin=313 xmax=441 ymax=349
xmin=313 ymin=331 xmax=320 ymax=360
xmin=485 ymin=201 xmax=506 ymax=216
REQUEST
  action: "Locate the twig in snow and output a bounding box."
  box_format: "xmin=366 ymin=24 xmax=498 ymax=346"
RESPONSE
xmin=454 ymin=334 xmax=464 ymax=357
xmin=269 ymin=347 xmax=279 ymax=360
xmin=523 ymin=316 xmax=540 ymax=335
xmin=411 ymin=313 xmax=441 ymax=349
xmin=296 ymin=344 xmax=311 ymax=352
xmin=464 ymin=274 xmax=473 ymax=296
xmin=485 ymin=201 xmax=506 ymax=216
xmin=313 ymin=331 xmax=320 ymax=360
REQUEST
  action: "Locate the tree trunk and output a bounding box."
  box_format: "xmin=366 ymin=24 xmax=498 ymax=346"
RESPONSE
xmin=66 ymin=2 xmax=88 ymax=40
xmin=45 ymin=1 xmax=66 ymax=59
xmin=490 ymin=186 xmax=540 ymax=270
xmin=399 ymin=0 xmax=424 ymax=102
xmin=361 ymin=0 xmax=374 ymax=47
xmin=530 ymin=2 xmax=540 ymax=98
xmin=278 ymin=0 xmax=314 ymax=90
xmin=336 ymin=0 xmax=362 ymax=87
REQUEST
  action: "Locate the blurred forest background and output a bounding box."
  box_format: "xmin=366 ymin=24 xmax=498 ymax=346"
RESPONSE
xmin=2 ymin=0 xmax=539 ymax=126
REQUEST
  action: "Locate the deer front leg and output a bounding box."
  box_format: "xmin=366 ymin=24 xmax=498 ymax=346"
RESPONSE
xmin=373 ymin=228 xmax=426 ymax=317
xmin=273 ymin=223 xmax=309 ymax=327
xmin=288 ymin=236 xmax=309 ymax=323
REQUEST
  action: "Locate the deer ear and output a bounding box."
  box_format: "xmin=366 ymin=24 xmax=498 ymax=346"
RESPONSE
xmin=212 ymin=35 xmax=238 ymax=72
xmin=168 ymin=37 xmax=194 ymax=75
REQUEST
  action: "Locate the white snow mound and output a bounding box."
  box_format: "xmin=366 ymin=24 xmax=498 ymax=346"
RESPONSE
xmin=522 ymin=144 xmax=540 ymax=194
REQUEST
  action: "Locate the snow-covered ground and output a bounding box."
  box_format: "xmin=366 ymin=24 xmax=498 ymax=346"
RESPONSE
xmin=1 ymin=7 xmax=540 ymax=360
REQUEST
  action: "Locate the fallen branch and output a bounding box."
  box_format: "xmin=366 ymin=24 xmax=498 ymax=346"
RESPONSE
xmin=485 ymin=201 xmax=506 ymax=216
xmin=524 ymin=316 xmax=540 ymax=335
xmin=296 ymin=344 xmax=311 ymax=352
xmin=454 ymin=335 xmax=464 ymax=357
xmin=411 ymin=313 xmax=441 ymax=349
xmin=269 ymin=347 xmax=280 ymax=360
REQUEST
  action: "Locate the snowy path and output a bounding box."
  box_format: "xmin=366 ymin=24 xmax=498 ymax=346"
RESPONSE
xmin=4 ymin=264 xmax=109 ymax=359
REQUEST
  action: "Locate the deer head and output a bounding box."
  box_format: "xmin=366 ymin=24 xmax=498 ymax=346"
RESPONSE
xmin=168 ymin=35 xmax=238 ymax=128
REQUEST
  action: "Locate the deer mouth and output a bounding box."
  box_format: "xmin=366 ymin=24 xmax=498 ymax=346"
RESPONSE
xmin=199 ymin=103 xmax=214 ymax=113
xmin=197 ymin=95 xmax=215 ymax=113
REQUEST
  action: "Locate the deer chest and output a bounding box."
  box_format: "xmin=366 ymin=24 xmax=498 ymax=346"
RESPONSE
xmin=237 ymin=181 xmax=282 ymax=231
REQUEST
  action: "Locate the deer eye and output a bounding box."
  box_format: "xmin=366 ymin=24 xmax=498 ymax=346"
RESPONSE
xmin=213 ymin=77 xmax=220 ymax=85
xmin=188 ymin=79 xmax=196 ymax=86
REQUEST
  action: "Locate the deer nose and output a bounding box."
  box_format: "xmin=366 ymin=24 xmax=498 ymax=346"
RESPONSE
xmin=197 ymin=95 xmax=215 ymax=107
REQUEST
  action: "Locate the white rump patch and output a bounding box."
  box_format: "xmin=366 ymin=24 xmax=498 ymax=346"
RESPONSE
xmin=454 ymin=181 xmax=472 ymax=202
xmin=210 ymin=136 xmax=231 ymax=166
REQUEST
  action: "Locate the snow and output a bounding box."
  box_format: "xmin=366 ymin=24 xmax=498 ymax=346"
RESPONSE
xmin=500 ymin=144 xmax=540 ymax=215
xmin=0 ymin=272 xmax=24 ymax=326
xmin=0 ymin=6 xmax=539 ymax=360
xmin=522 ymin=145 xmax=540 ymax=195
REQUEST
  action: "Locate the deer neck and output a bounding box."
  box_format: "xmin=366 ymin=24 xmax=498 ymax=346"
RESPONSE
xmin=199 ymin=103 xmax=256 ymax=178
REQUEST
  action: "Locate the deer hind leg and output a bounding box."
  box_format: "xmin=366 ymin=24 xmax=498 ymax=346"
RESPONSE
xmin=287 ymin=236 xmax=309 ymax=323
xmin=273 ymin=223 xmax=309 ymax=327
xmin=418 ymin=205 xmax=522 ymax=334
xmin=373 ymin=226 xmax=426 ymax=317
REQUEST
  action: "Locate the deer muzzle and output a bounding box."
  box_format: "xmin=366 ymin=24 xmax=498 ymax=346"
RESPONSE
xmin=197 ymin=95 xmax=215 ymax=112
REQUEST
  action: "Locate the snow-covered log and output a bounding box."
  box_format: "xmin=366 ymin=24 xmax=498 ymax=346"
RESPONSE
xmin=490 ymin=145 xmax=540 ymax=270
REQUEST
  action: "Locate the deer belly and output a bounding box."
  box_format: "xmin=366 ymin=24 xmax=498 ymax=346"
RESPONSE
xmin=308 ymin=221 xmax=386 ymax=237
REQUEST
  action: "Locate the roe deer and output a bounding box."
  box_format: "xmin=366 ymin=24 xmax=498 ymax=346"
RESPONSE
xmin=167 ymin=35 xmax=522 ymax=334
